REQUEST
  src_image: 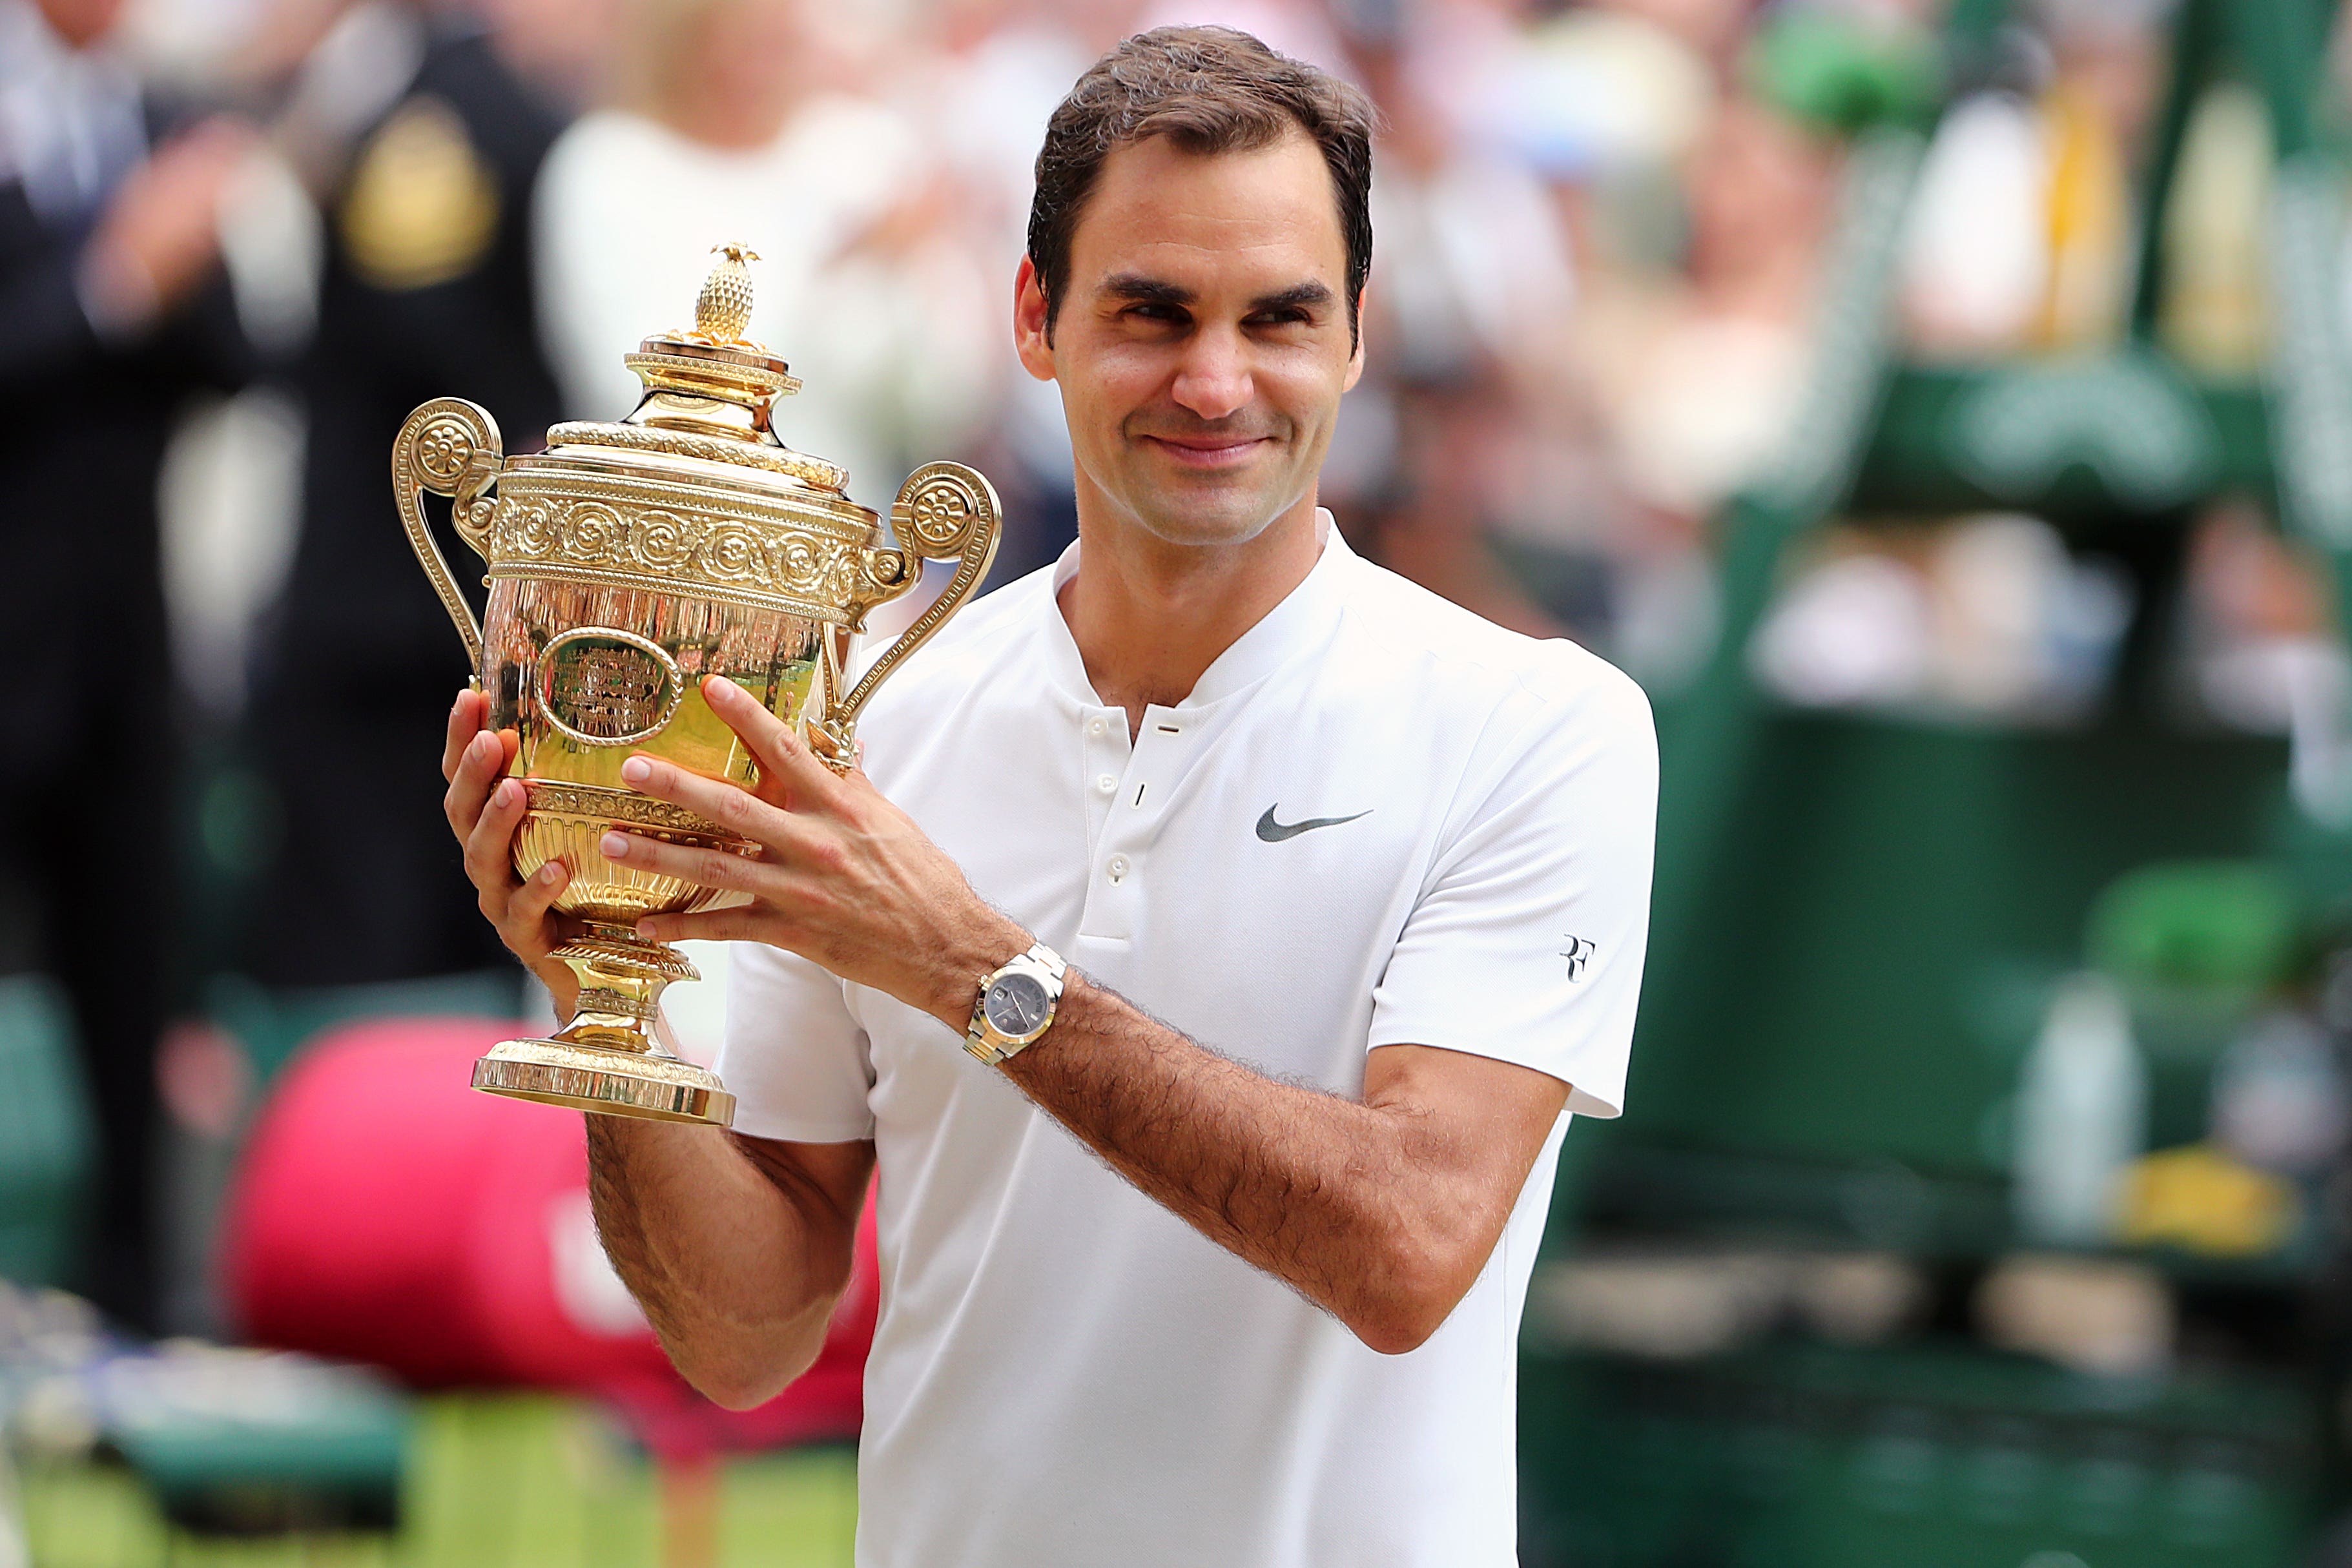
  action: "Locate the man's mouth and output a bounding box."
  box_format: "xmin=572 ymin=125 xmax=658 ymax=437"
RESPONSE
xmin=1136 ymin=433 xmax=1274 ymax=470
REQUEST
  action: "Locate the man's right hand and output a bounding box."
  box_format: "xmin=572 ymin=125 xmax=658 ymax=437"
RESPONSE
xmin=441 ymin=687 xmax=579 ymax=1013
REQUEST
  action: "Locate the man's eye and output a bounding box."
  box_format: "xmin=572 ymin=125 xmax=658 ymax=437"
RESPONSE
xmin=1126 ymin=304 xmax=1184 ymax=324
xmin=1249 ymin=311 xmax=1312 ymax=329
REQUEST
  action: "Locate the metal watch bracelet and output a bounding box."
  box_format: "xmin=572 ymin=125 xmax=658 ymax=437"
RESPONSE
xmin=964 ymin=943 xmax=1068 ymax=1066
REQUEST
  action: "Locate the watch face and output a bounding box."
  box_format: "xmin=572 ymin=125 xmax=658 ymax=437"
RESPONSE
xmin=984 ymin=972 xmax=1051 ymax=1038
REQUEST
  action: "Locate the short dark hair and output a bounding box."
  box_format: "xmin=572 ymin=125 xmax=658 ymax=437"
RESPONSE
xmin=1027 ymin=26 xmax=1377 ymax=347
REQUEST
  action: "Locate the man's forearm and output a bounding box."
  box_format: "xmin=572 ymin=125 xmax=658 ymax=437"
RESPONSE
xmin=997 ymin=975 xmax=1507 ymax=1353
xmin=584 ymin=1118 xmax=859 ymax=1407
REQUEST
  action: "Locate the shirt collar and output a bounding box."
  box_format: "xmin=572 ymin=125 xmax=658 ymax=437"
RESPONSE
xmin=1040 ymin=509 xmax=1356 ymax=710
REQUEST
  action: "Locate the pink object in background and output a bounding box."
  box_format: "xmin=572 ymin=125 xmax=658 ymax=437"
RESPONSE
xmin=223 ymin=1016 xmax=874 ymax=1454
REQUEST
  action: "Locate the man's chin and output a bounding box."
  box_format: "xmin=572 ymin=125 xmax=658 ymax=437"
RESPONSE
xmin=1119 ymin=480 xmax=1292 ymax=548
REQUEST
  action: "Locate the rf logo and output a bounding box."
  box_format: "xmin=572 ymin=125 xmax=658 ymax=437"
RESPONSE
xmin=1559 ymin=936 xmax=1596 ymax=982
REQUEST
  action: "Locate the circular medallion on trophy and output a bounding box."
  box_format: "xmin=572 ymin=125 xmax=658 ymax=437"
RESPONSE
xmin=535 ymin=627 xmax=685 ymax=748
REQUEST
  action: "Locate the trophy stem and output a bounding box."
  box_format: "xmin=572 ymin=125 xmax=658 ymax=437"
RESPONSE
xmin=471 ymin=925 xmax=736 ymax=1126
xmin=549 ymin=924 xmax=697 ymax=1054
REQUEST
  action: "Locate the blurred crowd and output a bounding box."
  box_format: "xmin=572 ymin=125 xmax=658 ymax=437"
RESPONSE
xmin=5 ymin=0 xmax=2348 ymax=1332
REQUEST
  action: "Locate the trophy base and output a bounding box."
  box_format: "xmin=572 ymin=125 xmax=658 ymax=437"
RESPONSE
xmin=473 ymin=1037 xmax=736 ymax=1126
xmin=469 ymin=923 xmax=734 ymax=1126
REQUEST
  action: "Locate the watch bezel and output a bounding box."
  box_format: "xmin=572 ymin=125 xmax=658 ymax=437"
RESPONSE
xmin=983 ymin=969 xmax=1054 ymax=1044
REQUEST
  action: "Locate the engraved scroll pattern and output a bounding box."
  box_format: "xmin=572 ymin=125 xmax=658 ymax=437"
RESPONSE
xmin=490 ymin=497 xmax=878 ymax=614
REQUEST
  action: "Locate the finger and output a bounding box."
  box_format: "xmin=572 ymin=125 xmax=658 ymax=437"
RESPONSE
xmin=599 ymin=829 xmax=770 ymax=898
xmin=617 ymin=753 xmax=825 ymax=860
xmin=638 ymin=907 xmax=781 ymax=945
xmin=443 ymin=728 xmax=504 ymax=835
xmin=464 ymin=776 xmax=530 ymax=896
xmin=440 ymin=688 xmax=482 ymax=782
xmin=507 ymin=857 xmax=570 ymax=931
xmin=703 ymin=675 xmax=836 ymax=805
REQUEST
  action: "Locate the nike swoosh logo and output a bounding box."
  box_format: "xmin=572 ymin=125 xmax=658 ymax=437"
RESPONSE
xmin=1256 ymin=805 xmax=1372 ymax=842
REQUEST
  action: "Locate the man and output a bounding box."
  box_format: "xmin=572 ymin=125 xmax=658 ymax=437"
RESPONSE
xmin=1 ymin=0 xmax=256 ymax=1326
xmin=442 ymin=26 xmax=1655 ymax=1565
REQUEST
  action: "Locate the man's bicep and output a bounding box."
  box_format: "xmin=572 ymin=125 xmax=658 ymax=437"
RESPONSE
xmin=730 ymin=1133 xmax=876 ymax=1274
xmin=1363 ymin=1043 xmax=1569 ymax=1194
xmin=734 ymin=1142 xmax=874 ymax=1241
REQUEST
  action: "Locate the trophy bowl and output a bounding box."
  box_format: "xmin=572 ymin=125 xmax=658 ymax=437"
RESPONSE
xmin=391 ymin=245 xmax=1000 ymax=1126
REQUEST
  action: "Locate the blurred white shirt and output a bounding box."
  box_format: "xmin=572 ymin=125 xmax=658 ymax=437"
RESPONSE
xmin=533 ymin=96 xmax=993 ymax=517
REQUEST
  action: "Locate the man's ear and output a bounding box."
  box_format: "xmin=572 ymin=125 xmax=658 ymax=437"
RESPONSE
xmin=1013 ymin=256 xmax=1057 ymax=384
xmin=1342 ymin=288 xmax=1367 ymax=393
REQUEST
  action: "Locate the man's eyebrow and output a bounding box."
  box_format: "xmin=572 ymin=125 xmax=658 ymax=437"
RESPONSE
xmin=1250 ymin=282 xmax=1336 ymax=315
xmin=1093 ymin=276 xmax=1337 ymax=315
xmin=1099 ymin=274 xmax=1194 ymax=307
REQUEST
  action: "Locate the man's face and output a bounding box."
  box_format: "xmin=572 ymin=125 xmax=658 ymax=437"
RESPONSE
xmin=1016 ymin=130 xmax=1364 ymax=550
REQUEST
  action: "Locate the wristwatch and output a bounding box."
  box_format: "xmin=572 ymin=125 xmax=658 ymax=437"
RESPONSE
xmin=964 ymin=942 xmax=1068 ymax=1066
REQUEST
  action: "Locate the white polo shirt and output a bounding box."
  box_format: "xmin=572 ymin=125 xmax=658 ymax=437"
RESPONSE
xmin=717 ymin=522 xmax=1656 ymax=1568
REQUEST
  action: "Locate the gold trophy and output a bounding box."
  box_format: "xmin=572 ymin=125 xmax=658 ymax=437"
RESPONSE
xmin=391 ymin=245 xmax=1000 ymax=1126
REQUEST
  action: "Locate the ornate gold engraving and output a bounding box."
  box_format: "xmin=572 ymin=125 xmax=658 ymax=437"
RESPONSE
xmin=521 ymin=779 xmax=721 ymax=836
xmin=621 ymin=348 xmax=799 ymax=401
xmin=483 ymin=494 xmax=887 ymax=621
xmin=471 ymin=1039 xmax=734 ymax=1123
xmin=546 ymin=422 xmax=843 ymax=490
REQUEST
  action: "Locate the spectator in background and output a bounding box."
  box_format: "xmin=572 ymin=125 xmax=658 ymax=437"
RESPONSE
xmin=243 ymin=0 xmax=588 ymax=991
xmin=1343 ymin=12 xmax=1580 ymax=637
xmin=0 ymin=0 xmax=259 ymax=1327
xmin=892 ymin=0 xmax=1106 ymax=581
xmin=1578 ymin=94 xmax=1827 ymax=525
xmin=535 ymin=0 xmax=995 ymax=525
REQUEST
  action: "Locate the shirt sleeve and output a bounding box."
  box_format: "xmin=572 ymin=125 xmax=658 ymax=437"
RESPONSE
xmin=714 ymin=944 xmax=876 ymax=1142
xmin=1365 ymin=661 xmax=1657 ymax=1118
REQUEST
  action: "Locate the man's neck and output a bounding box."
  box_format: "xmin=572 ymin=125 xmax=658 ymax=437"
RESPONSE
xmin=1057 ymin=491 xmax=1326 ymax=739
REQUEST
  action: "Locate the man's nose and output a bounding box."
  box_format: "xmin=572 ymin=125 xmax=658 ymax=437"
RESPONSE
xmin=1170 ymin=327 xmax=1253 ymax=423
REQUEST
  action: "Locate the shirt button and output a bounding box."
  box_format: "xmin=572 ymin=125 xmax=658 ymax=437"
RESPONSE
xmin=1088 ymin=717 xmax=1108 ymax=738
xmin=1107 ymin=855 xmax=1130 ymax=884
xmin=1095 ymin=774 xmax=1117 ymax=795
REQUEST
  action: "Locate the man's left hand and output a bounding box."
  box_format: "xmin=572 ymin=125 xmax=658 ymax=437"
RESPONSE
xmin=603 ymin=675 xmax=1028 ymax=1032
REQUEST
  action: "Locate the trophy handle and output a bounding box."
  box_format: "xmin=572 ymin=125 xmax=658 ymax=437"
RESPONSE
xmin=820 ymin=462 xmax=1002 ymax=758
xmin=391 ymin=397 xmax=505 ymax=670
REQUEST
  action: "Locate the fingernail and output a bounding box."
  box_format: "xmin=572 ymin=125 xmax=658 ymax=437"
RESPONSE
xmin=495 ymin=779 xmax=521 ymax=807
xmin=539 ymin=861 xmax=562 ymax=883
xmin=705 ymin=675 xmax=738 ymax=701
xmin=621 ymin=756 xmax=651 ymax=785
xmin=601 ymin=832 xmax=629 ymax=858
xmin=635 ymin=919 xmax=657 ymax=939
xmin=452 ymin=690 xmax=466 ymax=716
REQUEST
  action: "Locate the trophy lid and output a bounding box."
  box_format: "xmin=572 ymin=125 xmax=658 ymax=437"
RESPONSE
xmin=541 ymin=244 xmax=856 ymax=500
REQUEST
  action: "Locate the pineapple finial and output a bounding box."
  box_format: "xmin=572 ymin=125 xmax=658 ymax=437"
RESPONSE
xmin=694 ymin=243 xmax=761 ymax=344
